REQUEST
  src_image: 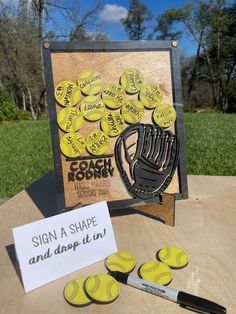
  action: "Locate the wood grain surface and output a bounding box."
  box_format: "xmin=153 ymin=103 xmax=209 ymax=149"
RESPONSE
xmin=51 ymin=51 xmax=179 ymax=208
xmin=0 ymin=174 xmax=235 ymax=313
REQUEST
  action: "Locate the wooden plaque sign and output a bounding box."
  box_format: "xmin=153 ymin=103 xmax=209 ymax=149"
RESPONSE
xmin=43 ymin=41 xmax=188 ymax=214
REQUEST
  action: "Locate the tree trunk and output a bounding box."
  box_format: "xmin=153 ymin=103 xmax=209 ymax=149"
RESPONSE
xmin=203 ymin=51 xmax=217 ymax=107
xmin=38 ymin=1 xmax=47 ymax=113
xmin=10 ymin=86 xmax=18 ymax=108
xmin=40 ymin=45 xmax=47 ymax=113
xmin=21 ymin=88 xmax=26 ymax=111
xmin=211 ymin=79 xmax=217 ymax=108
xmin=187 ymin=30 xmax=204 ymax=100
xmin=0 ymin=76 xmax=4 ymax=89
xmin=216 ymin=5 xmax=221 ymax=107
xmin=32 ymin=0 xmax=47 ymax=114
xmin=220 ymin=67 xmax=234 ymax=113
xmin=25 ymin=80 xmax=37 ymax=120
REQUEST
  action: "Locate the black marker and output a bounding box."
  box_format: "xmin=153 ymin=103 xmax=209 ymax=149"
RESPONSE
xmin=109 ymin=271 xmax=226 ymax=314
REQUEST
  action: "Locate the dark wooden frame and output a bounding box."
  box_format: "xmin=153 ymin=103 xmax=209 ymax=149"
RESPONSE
xmin=43 ymin=40 xmax=188 ymax=213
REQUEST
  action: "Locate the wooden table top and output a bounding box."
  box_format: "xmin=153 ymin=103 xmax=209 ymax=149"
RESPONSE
xmin=0 ymin=173 xmax=235 ymax=314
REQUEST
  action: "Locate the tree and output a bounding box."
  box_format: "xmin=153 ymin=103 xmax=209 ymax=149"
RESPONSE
xmin=154 ymin=10 xmax=183 ymax=40
xmin=122 ymin=0 xmax=152 ymax=40
xmin=154 ymin=2 xmax=210 ymax=102
xmin=153 ymin=0 xmax=236 ymax=112
xmin=207 ymin=2 xmax=236 ymax=111
xmin=70 ymin=24 xmax=109 ymax=41
xmin=31 ymin=0 xmax=102 ymax=112
xmin=0 ymin=1 xmax=45 ymax=119
xmin=0 ymin=1 xmax=104 ymax=120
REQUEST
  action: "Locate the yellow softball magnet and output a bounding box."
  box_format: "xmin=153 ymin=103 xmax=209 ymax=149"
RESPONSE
xmin=60 ymin=132 xmax=85 ymax=158
xmin=57 ymin=107 xmax=84 ymax=132
xmin=153 ymin=103 xmax=177 ymax=128
xmin=102 ymin=83 xmax=126 ymax=109
xmin=121 ymin=99 xmax=145 ymax=124
xmin=139 ymin=84 xmax=163 ymax=109
xmin=120 ymin=68 xmax=144 ymax=94
xmin=80 ymin=95 xmax=105 ymax=121
xmin=105 ymin=251 xmax=136 ymax=273
xmin=55 ymin=80 xmax=81 ymax=107
xmin=101 ymin=112 xmax=126 ymax=137
xmin=157 ymin=246 xmax=189 ymax=269
xmin=63 ymin=277 xmax=92 ymax=307
xmin=84 ymin=274 xmax=120 ymax=303
xmin=86 ymin=130 xmax=109 ymax=156
xmin=139 ymin=261 xmax=173 ymax=285
xmin=78 ymin=69 xmax=103 ymax=95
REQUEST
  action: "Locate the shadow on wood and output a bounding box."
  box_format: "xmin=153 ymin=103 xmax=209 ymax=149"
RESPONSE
xmin=25 ymin=171 xmax=58 ymax=218
xmin=25 ymin=171 xmax=175 ymax=226
xmin=6 ymin=244 xmax=23 ymax=288
xmin=109 ymin=193 xmax=175 ymax=226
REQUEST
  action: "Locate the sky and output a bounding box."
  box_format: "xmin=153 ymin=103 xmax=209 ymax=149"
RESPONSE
xmin=4 ymin=0 xmax=197 ymax=56
xmin=89 ymin=0 xmax=197 ymax=56
xmin=96 ymin=0 xmax=187 ymax=38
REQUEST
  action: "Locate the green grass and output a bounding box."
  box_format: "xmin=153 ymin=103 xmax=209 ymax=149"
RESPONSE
xmin=0 ymin=113 xmax=235 ymax=198
xmin=184 ymin=113 xmax=236 ymax=176
xmin=0 ymin=120 xmax=53 ymax=198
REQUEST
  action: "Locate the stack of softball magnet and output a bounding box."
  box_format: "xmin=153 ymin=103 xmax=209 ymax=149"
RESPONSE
xmin=55 ymin=80 xmax=85 ymax=158
xmin=139 ymin=246 xmax=189 ymax=286
xmin=63 ymin=251 xmax=135 ymax=308
xmin=64 ymin=274 xmax=120 ymax=307
xmin=55 ymin=70 xmax=109 ymax=158
xmin=55 ymin=67 xmax=177 ymax=159
xmin=63 ymin=248 xmax=189 ymax=307
xmin=119 ymin=68 xmax=177 ymax=128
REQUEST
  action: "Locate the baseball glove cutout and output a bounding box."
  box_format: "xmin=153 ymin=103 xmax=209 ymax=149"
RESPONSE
xmin=115 ymin=123 xmax=179 ymax=199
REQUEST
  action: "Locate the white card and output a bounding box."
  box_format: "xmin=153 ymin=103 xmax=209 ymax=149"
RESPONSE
xmin=12 ymin=201 xmax=117 ymax=292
